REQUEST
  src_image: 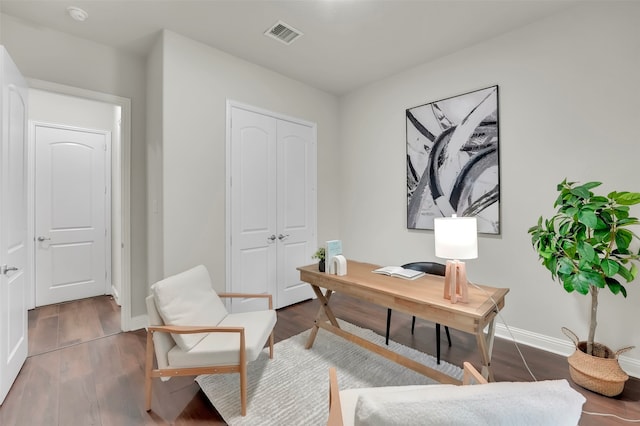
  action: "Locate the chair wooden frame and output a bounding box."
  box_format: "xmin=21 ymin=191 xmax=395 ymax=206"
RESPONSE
xmin=145 ymin=293 xmax=275 ymax=416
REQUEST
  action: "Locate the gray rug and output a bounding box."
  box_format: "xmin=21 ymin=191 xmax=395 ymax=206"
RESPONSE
xmin=196 ymin=320 xmax=463 ymax=425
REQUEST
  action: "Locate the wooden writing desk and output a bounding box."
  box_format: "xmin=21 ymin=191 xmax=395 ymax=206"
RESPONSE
xmin=297 ymin=260 xmax=509 ymax=383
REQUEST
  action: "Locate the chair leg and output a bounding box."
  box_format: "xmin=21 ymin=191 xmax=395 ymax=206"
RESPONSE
xmin=269 ymin=330 xmax=275 ymax=359
xmin=385 ymin=308 xmax=392 ymax=345
xmin=145 ymin=330 xmax=154 ymax=411
xmin=436 ymin=324 xmax=441 ymax=365
xmin=444 ymin=325 xmax=452 ymax=347
xmin=411 ymin=316 xmax=416 ymax=334
xmin=240 ymin=362 xmax=247 ymax=416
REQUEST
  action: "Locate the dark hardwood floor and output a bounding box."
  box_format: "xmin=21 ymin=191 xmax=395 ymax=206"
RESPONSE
xmin=1 ymin=294 xmax=638 ymax=425
xmin=27 ymin=295 xmax=121 ymax=357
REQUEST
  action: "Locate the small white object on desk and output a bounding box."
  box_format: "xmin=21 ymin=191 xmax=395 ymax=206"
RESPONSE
xmin=330 ymin=255 xmax=347 ymax=276
xmin=326 ymin=240 xmax=343 ymax=274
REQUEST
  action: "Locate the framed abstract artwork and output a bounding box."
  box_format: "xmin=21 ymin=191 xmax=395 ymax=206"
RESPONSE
xmin=406 ymin=85 xmax=500 ymax=234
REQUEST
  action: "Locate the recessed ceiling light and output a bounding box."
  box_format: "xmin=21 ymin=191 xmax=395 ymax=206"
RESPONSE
xmin=67 ymin=6 xmax=88 ymax=22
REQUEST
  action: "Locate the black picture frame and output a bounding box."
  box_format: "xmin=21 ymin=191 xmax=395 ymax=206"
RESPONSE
xmin=406 ymin=85 xmax=500 ymax=234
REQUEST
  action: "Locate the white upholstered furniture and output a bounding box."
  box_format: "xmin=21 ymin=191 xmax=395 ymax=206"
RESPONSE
xmin=145 ymin=265 xmax=277 ymax=416
xmin=327 ymin=362 xmax=586 ymax=426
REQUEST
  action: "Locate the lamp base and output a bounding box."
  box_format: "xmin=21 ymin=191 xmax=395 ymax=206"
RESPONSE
xmin=443 ymin=260 xmax=469 ymax=304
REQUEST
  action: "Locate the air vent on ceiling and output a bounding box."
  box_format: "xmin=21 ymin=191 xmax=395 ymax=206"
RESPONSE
xmin=264 ymin=20 xmax=303 ymax=45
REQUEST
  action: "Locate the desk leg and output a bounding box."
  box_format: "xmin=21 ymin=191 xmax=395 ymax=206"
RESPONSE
xmin=476 ymin=316 xmax=497 ymax=382
xmin=305 ymin=286 xmax=339 ymax=349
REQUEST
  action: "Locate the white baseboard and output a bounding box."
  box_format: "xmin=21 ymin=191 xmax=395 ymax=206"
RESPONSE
xmin=111 ymin=285 xmax=121 ymax=306
xmin=129 ymin=314 xmax=148 ymax=331
xmin=495 ymin=323 xmax=640 ymax=379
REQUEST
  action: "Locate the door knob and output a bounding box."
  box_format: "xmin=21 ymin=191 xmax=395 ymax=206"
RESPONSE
xmin=1 ymin=265 xmax=18 ymax=275
xmin=37 ymin=236 xmax=51 ymax=242
xmin=267 ymin=234 xmax=276 ymax=243
xmin=278 ymin=233 xmax=290 ymax=241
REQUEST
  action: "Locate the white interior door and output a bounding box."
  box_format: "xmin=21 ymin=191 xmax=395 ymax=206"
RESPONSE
xmin=229 ymin=107 xmax=278 ymax=312
xmin=0 ymin=47 xmax=28 ymax=405
xmin=34 ymin=124 xmax=109 ymax=306
xmin=276 ymin=119 xmax=315 ymax=307
xmin=228 ymin=104 xmax=316 ymax=312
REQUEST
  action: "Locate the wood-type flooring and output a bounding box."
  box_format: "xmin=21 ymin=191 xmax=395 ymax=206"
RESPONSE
xmin=0 ymin=294 xmax=638 ymax=425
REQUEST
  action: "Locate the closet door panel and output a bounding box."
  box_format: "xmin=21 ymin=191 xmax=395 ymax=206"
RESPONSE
xmin=230 ymin=107 xmax=277 ymax=312
xmin=276 ymin=119 xmax=315 ymax=308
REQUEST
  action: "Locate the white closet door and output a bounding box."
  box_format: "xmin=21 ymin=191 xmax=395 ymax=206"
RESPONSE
xmin=229 ymin=105 xmax=316 ymax=312
xmin=230 ymin=107 xmax=278 ymax=312
xmin=276 ymin=119 xmax=315 ymax=308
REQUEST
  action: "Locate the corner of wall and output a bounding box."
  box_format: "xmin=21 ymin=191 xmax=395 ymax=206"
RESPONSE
xmin=146 ymin=30 xmax=164 ymax=288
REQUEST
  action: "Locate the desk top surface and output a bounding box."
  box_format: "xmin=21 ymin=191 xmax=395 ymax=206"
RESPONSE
xmin=298 ymin=260 xmax=509 ymax=319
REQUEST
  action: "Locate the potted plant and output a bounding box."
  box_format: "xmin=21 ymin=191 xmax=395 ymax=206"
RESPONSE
xmin=528 ymin=179 xmax=640 ymax=396
xmin=312 ymin=247 xmax=326 ymax=272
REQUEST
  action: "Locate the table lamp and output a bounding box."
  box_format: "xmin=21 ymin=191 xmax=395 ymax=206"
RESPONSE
xmin=434 ymin=215 xmax=478 ymax=304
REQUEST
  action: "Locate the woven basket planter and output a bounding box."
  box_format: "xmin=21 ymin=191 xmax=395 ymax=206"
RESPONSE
xmin=562 ymin=327 xmax=634 ymax=397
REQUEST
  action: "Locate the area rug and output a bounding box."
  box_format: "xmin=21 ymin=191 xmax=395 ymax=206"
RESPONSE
xmin=196 ymin=320 xmax=463 ymax=425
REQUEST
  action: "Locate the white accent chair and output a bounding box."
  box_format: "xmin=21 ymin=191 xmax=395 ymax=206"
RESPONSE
xmin=327 ymin=362 xmax=586 ymax=426
xmin=145 ymin=265 xmax=277 ymax=416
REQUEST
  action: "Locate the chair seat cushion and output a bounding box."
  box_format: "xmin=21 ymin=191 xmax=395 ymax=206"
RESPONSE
xmin=151 ymin=265 xmax=229 ymax=351
xmin=167 ymin=309 xmax=277 ymax=368
xmin=350 ymin=379 xmax=585 ymax=426
xmin=339 ymin=385 xmax=450 ymax=426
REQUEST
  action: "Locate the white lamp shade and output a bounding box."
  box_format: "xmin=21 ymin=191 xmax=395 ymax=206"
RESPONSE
xmin=434 ymin=216 xmax=478 ymax=260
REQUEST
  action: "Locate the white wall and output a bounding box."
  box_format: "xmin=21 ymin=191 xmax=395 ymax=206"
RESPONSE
xmin=157 ymin=31 xmax=340 ymax=286
xmin=29 ymin=89 xmax=117 ymax=129
xmin=0 ymin=14 xmax=148 ymax=317
xmin=28 ymin=89 xmax=121 ymax=302
xmin=338 ymin=2 xmax=640 ymax=376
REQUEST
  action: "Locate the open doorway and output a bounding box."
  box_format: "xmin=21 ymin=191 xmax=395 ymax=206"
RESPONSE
xmin=26 ymin=80 xmax=132 ymax=331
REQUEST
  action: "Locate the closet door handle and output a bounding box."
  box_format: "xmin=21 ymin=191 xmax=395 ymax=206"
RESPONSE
xmin=1 ymin=265 xmax=18 ymax=275
xmin=267 ymin=234 xmax=277 ymax=243
xmin=278 ymin=233 xmax=289 ymax=241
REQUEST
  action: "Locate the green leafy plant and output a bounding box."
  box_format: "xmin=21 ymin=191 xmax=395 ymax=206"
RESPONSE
xmin=528 ymin=179 xmax=640 ymax=356
xmin=312 ymin=247 xmax=326 ymax=262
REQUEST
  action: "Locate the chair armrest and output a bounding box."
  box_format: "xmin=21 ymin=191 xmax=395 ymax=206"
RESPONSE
xmin=148 ymin=325 xmax=244 ymax=334
xmin=218 ymin=293 xmax=273 ymax=309
xmin=462 ymin=362 xmax=488 ymax=385
xmin=327 ymin=367 xmax=344 ymax=426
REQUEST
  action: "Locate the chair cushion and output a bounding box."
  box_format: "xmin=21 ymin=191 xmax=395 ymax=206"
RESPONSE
xmin=167 ymin=309 xmax=277 ymax=367
xmin=352 ymin=379 xmax=585 ymax=426
xmin=339 ymin=385 xmax=451 ymax=426
xmin=151 ymin=265 xmax=229 ymax=351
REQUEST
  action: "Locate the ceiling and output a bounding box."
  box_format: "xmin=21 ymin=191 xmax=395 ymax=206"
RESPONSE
xmin=0 ymin=0 xmax=581 ymax=95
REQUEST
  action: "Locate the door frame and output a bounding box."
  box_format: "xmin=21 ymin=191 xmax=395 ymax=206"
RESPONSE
xmin=26 ymin=79 xmax=132 ymax=331
xmin=224 ymin=100 xmax=318 ymax=305
xmin=31 ymin=121 xmax=112 ymax=303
